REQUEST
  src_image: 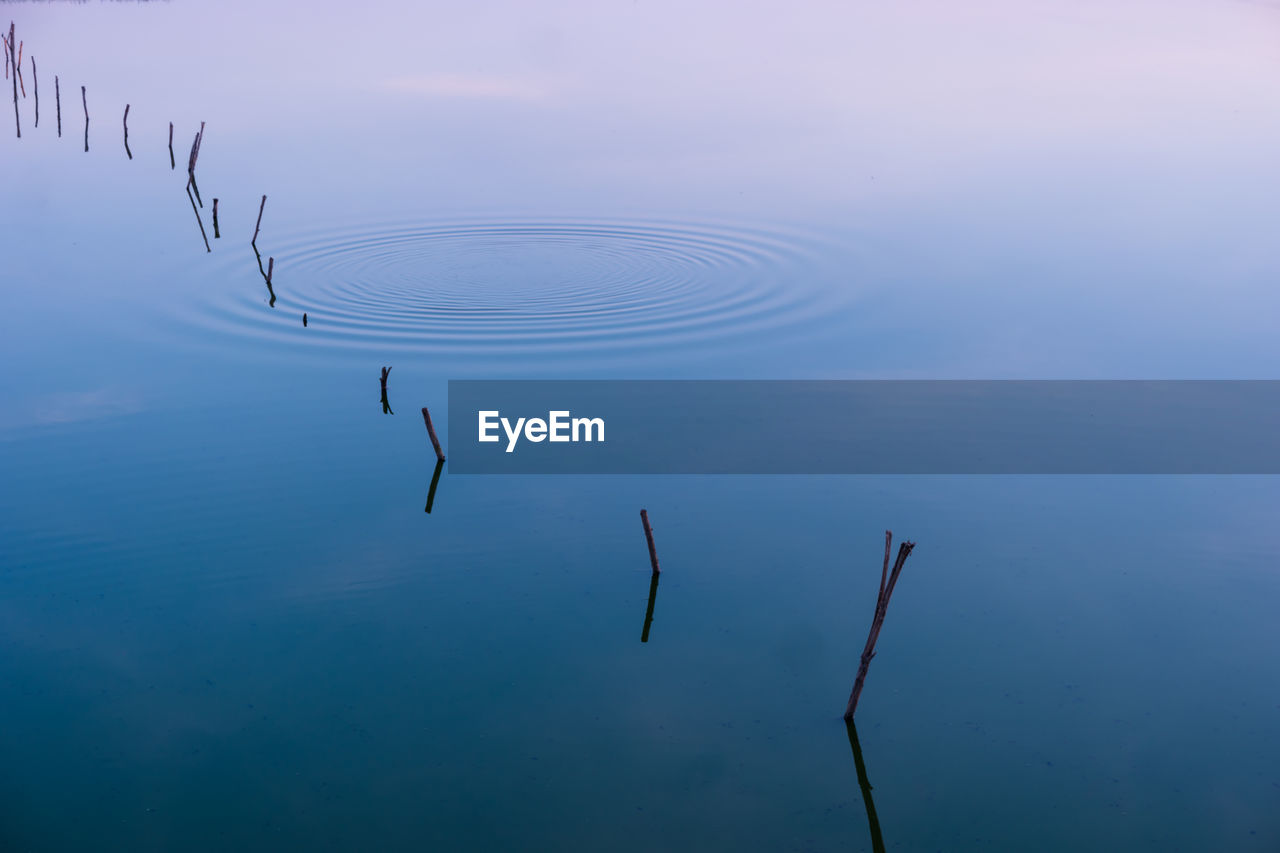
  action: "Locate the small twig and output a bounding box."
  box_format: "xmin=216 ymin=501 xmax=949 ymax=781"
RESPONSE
xmin=122 ymin=104 xmax=131 ymax=159
xmin=380 ymin=366 xmax=391 ymax=393
xmin=252 ymin=194 xmax=266 ymax=245
xmin=81 ymin=85 xmax=87 ymax=152
xmin=212 ymin=198 xmax=220 ymax=238
xmin=168 ymin=121 xmax=173 ymax=169
xmin=843 ymin=531 xmax=915 ymax=720
xmin=424 ymin=458 xmax=444 ymax=513
xmin=29 ymin=56 xmax=35 ymax=127
xmin=266 ymin=257 xmax=274 ymax=284
xmin=54 ymin=75 xmax=59 ymax=137
xmin=420 ymin=406 xmax=445 ymax=462
xmin=302 ymin=312 xmax=308 ymax=327
xmin=640 ymin=509 xmax=661 ymax=575
xmin=8 ymin=24 xmax=18 ymax=138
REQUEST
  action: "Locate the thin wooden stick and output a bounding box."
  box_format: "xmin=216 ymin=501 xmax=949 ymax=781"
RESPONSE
xmin=843 ymin=531 xmax=915 ymax=720
xmin=122 ymin=104 xmax=131 ymax=159
xmin=302 ymin=312 xmax=308 ymax=327
xmin=2 ymin=33 xmax=7 ymax=81
xmin=54 ymin=75 xmax=59 ymax=136
xmin=380 ymin=366 xmax=391 ymax=394
xmin=8 ymin=24 xmax=17 ymax=138
xmin=168 ymin=121 xmax=173 ymax=168
xmin=81 ymin=85 xmax=87 ymax=152
xmin=252 ymin=194 xmax=266 ymax=245
xmin=15 ymin=41 xmax=22 ymax=98
xmin=266 ymin=257 xmax=274 ymax=284
xmin=640 ymin=509 xmax=660 ymax=575
xmin=420 ymin=406 xmax=445 ymax=462
xmin=212 ymin=198 xmax=220 ymax=238
xmin=30 ymin=56 xmax=35 ymax=127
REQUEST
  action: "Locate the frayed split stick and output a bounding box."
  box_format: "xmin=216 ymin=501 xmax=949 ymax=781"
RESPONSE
xmin=843 ymin=531 xmax=915 ymax=721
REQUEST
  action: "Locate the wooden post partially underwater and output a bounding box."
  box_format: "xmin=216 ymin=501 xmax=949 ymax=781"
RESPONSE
xmin=843 ymin=531 xmax=915 ymax=721
xmin=421 ymin=406 xmax=445 ymax=462
xmin=640 ymin=509 xmax=660 ymax=575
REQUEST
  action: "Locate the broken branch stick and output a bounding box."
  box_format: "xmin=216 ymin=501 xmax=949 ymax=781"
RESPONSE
xmin=640 ymin=509 xmax=660 ymax=575
xmin=122 ymin=104 xmax=131 ymax=159
xmin=843 ymin=531 xmax=915 ymax=720
xmin=420 ymin=406 xmax=445 ymax=462
xmin=252 ymin=194 xmax=266 ymax=245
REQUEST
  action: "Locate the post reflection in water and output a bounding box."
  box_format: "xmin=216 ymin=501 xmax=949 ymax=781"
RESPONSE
xmin=253 ymin=245 xmax=276 ymax=307
xmin=640 ymin=571 xmax=660 ymax=642
xmin=845 ymin=718 xmax=887 ymax=853
xmin=423 ymin=458 xmax=444 ymax=514
xmin=185 ymin=183 xmax=210 ymax=253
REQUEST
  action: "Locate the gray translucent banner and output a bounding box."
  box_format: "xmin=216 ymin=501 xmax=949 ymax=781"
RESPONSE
xmin=446 ymin=380 xmax=1280 ymax=473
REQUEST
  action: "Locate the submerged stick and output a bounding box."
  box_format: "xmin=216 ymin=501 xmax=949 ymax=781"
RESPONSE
xmin=81 ymin=85 xmax=87 ymax=152
xmin=846 ymin=719 xmax=887 ymax=853
xmin=54 ymin=75 xmax=59 ymax=136
xmin=420 ymin=406 xmax=445 ymax=462
xmin=212 ymin=198 xmax=220 ymax=238
xmin=30 ymin=56 xmax=35 ymax=127
xmin=843 ymin=531 xmax=915 ymax=721
xmin=252 ymin=194 xmax=266 ymax=245
xmin=379 ymin=367 xmax=393 ymax=413
xmin=8 ymin=24 xmax=17 ymax=138
xmin=168 ymin=121 xmax=174 ymax=168
xmin=424 ymin=457 xmax=444 ymax=513
xmin=640 ymin=509 xmax=660 ymax=575
xmin=122 ymin=104 xmax=131 ymax=159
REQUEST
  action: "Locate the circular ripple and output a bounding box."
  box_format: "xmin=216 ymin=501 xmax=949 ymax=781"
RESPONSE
xmin=166 ymin=217 xmax=855 ymax=359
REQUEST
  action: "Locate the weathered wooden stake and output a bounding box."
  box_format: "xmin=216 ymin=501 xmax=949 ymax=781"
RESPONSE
xmin=122 ymin=104 xmax=131 ymax=159
xmin=81 ymin=85 xmax=87 ymax=152
xmin=8 ymin=24 xmax=18 ymax=138
xmin=252 ymin=194 xmax=267 ymax=245
xmin=420 ymin=406 xmax=445 ymax=462
xmin=640 ymin=509 xmax=660 ymax=575
xmin=54 ymin=75 xmax=59 ymax=136
xmin=843 ymin=531 xmax=915 ymax=720
xmin=212 ymin=198 xmax=220 ymax=238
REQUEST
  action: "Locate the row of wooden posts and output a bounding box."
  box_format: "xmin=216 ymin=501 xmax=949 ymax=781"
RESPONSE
xmin=9 ymin=16 xmax=915 ymax=724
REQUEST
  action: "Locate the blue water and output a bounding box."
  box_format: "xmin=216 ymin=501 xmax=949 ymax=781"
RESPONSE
xmin=2 ymin=2 xmax=1280 ymax=850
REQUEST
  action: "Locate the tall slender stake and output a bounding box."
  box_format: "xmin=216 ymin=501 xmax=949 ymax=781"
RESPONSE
xmin=640 ymin=509 xmax=661 ymax=575
xmin=168 ymin=121 xmax=174 ymax=168
xmin=420 ymin=406 xmax=445 ymax=462
xmin=8 ymin=23 xmax=18 ymax=138
xmin=81 ymin=85 xmax=87 ymax=152
xmin=30 ymin=56 xmax=35 ymax=127
xmin=54 ymin=75 xmax=59 ymax=136
xmin=843 ymin=531 xmax=915 ymax=720
xmin=123 ymin=104 xmax=131 ymax=159
xmin=252 ymin=194 xmax=267 ymax=245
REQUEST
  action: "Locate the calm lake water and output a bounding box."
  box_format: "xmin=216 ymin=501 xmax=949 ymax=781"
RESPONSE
xmin=2 ymin=2 xmax=1279 ymax=850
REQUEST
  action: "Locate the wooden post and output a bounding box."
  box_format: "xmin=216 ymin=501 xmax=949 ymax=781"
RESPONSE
xmin=54 ymin=75 xmax=59 ymax=137
xmin=420 ymin=406 xmax=445 ymax=462
xmin=8 ymin=24 xmax=18 ymax=138
xmin=212 ymin=198 xmax=220 ymax=238
xmin=252 ymin=194 xmax=266 ymax=245
xmin=640 ymin=509 xmax=660 ymax=575
xmin=843 ymin=531 xmax=915 ymax=720
xmin=122 ymin=104 xmax=131 ymax=159
xmin=81 ymin=85 xmax=87 ymax=152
